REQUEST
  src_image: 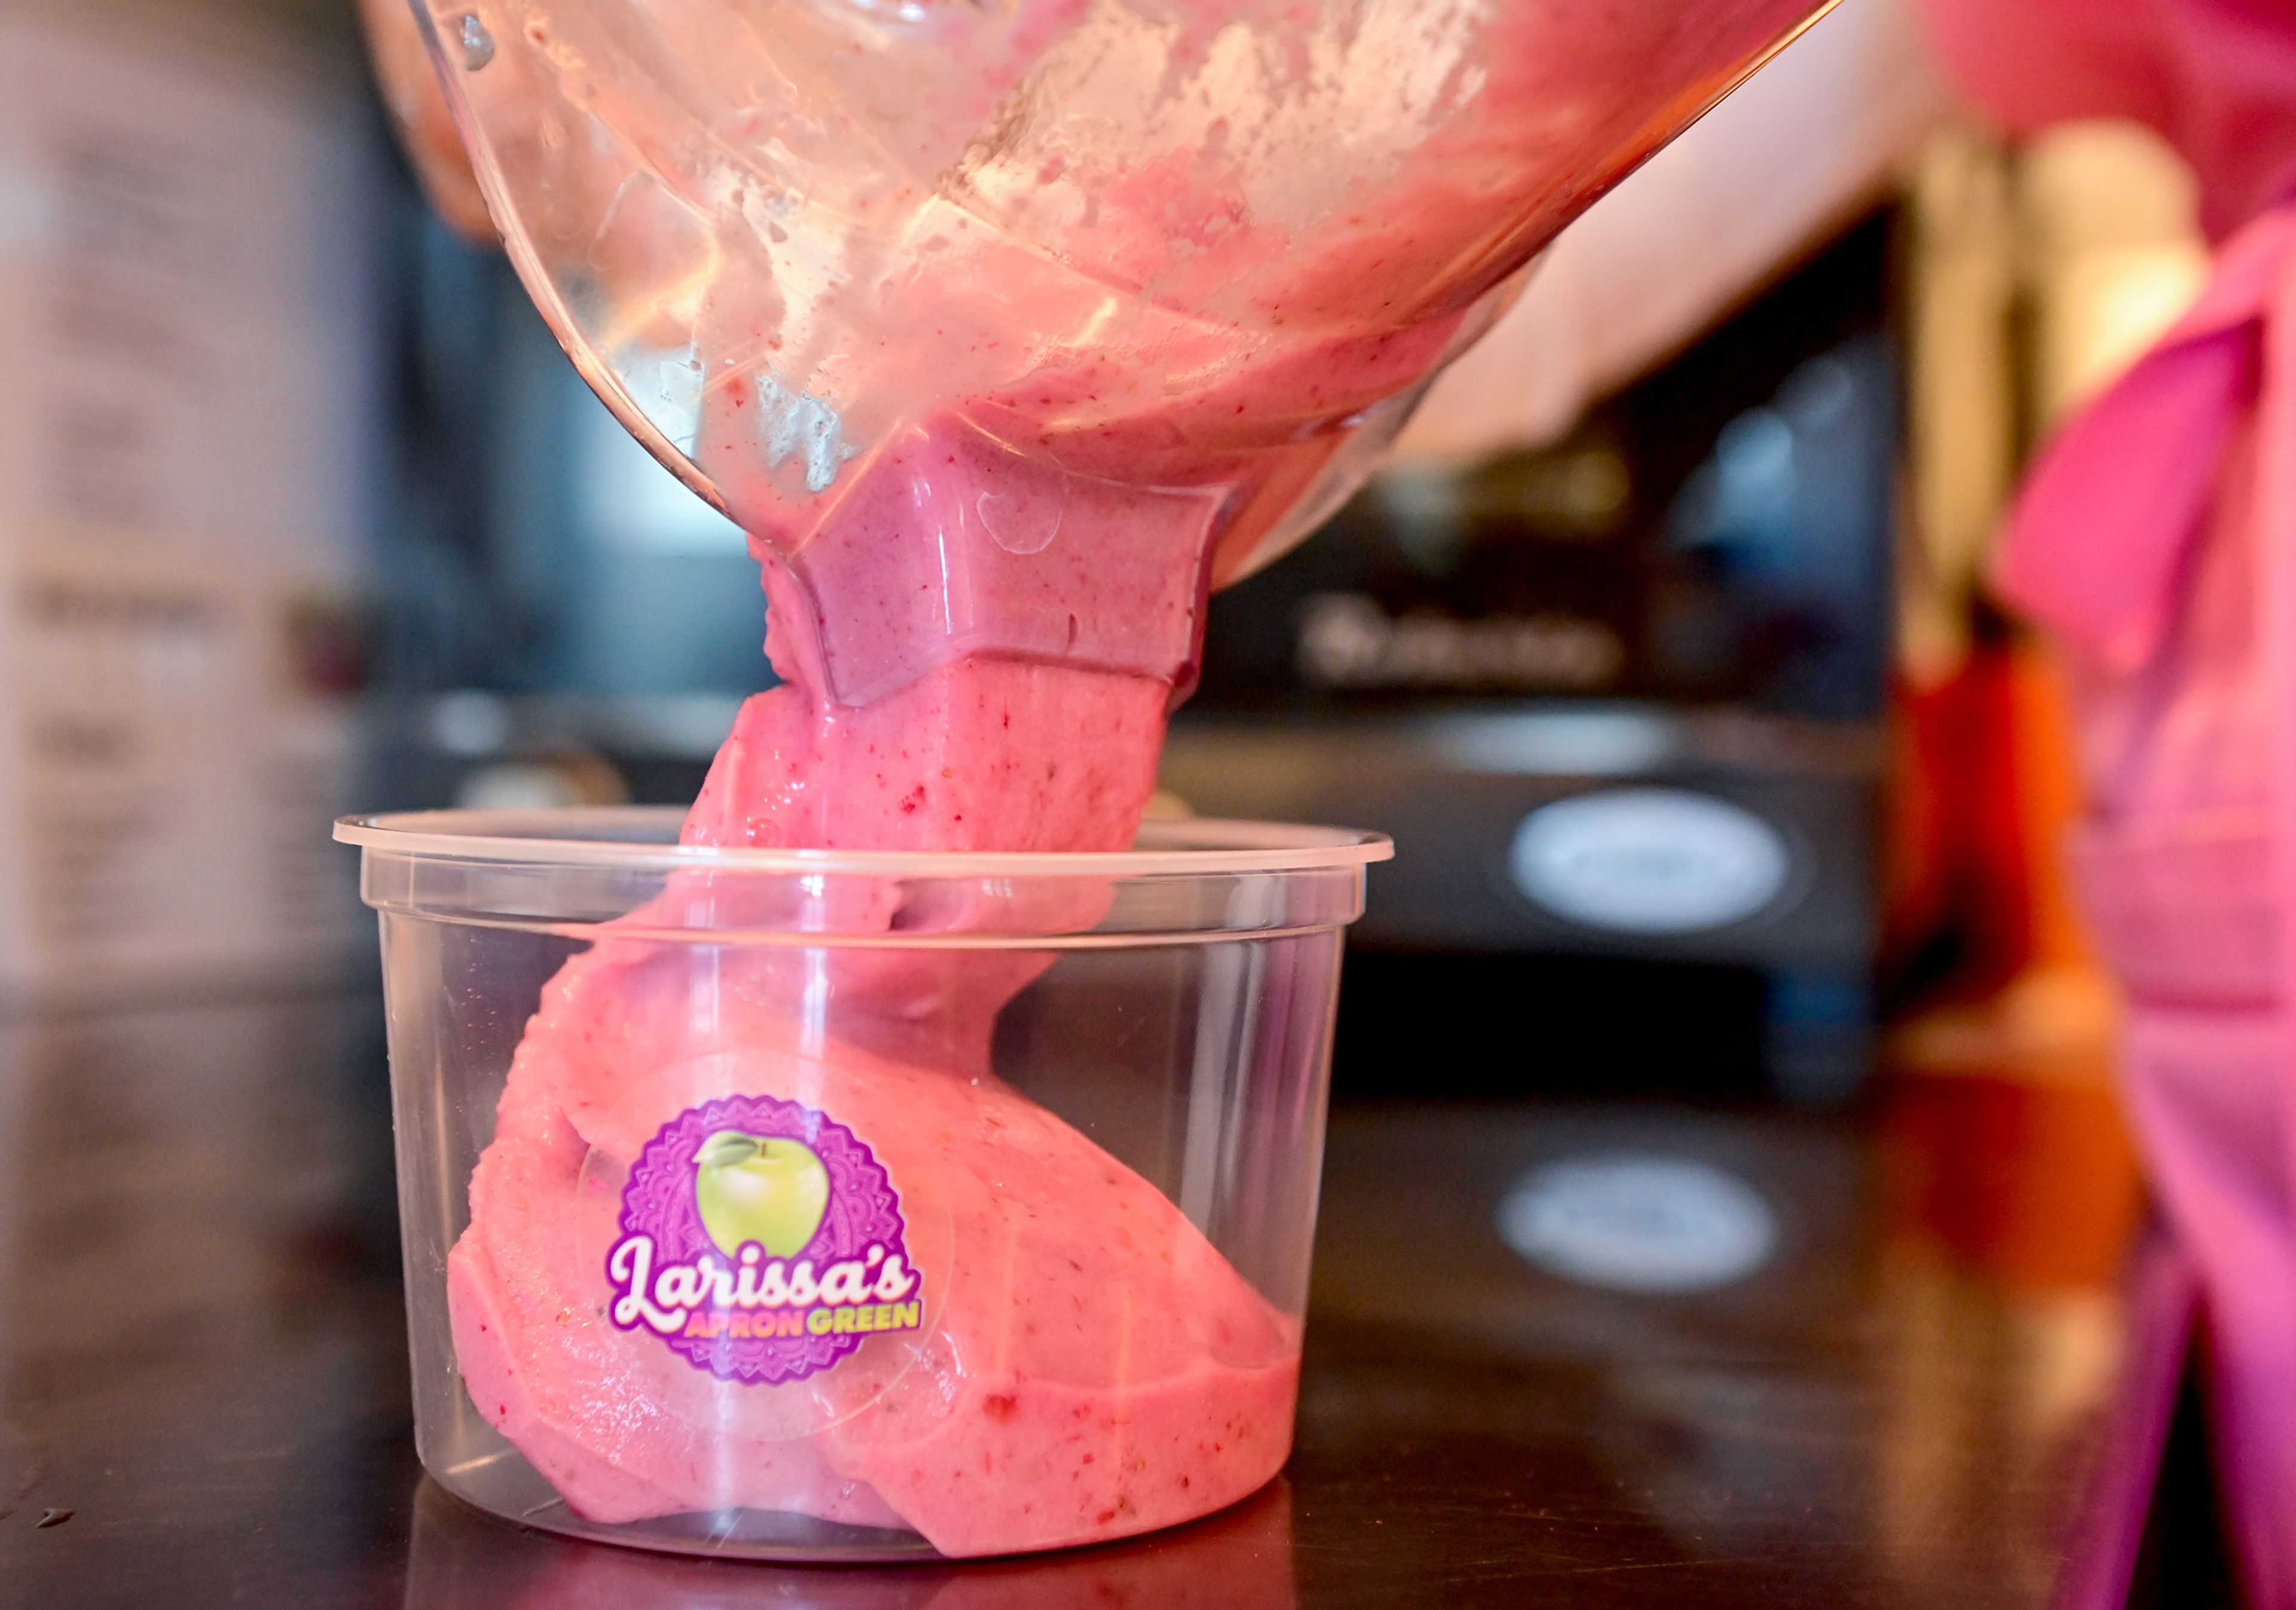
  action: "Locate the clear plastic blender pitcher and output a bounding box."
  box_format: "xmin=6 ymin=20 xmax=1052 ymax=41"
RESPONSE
xmin=402 ymin=0 xmax=1835 ymax=704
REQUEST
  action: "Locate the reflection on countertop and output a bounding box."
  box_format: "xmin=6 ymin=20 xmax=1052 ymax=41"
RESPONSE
xmin=0 ymin=992 xmax=2217 ymax=1607
xmin=405 ymin=1475 xmax=1296 ymax=1609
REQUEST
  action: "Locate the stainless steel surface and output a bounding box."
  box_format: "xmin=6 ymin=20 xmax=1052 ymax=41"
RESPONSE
xmin=0 ymin=992 xmax=2190 ymax=1605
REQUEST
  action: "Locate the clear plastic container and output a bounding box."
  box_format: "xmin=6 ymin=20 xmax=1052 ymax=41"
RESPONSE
xmin=337 ymin=806 xmax=1388 ymax=1560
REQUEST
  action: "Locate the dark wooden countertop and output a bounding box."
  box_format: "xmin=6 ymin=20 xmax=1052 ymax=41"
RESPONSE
xmin=0 ymin=991 xmax=2212 ymax=1607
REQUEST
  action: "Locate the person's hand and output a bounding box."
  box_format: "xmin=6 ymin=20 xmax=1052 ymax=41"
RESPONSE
xmin=358 ymin=0 xmax=497 ymax=243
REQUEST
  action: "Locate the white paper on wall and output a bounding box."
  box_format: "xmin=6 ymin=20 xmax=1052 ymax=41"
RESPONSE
xmin=0 ymin=13 xmax=379 ymax=1000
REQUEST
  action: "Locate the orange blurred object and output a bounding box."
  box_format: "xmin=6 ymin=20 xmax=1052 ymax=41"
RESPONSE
xmin=1881 ymin=634 xmax=2142 ymax=1289
xmin=1885 ymin=633 xmax=2102 ymax=999
xmin=1882 ymin=1071 xmax=2142 ymax=1289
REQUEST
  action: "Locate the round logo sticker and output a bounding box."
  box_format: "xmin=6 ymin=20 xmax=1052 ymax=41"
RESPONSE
xmin=603 ymin=1094 xmax=923 ymax=1384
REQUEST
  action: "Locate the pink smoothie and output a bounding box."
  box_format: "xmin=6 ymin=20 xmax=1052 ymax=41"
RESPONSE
xmin=438 ymin=0 xmax=1822 ymax=1559
xmin=452 ymin=1019 xmax=1299 ymax=1550
xmin=445 ymin=491 xmax=1297 ymax=1553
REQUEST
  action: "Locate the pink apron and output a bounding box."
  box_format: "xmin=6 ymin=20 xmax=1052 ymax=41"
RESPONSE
xmin=1919 ymin=3 xmax=2296 ymax=1597
xmin=1998 ymin=206 xmax=2296 ymax=1605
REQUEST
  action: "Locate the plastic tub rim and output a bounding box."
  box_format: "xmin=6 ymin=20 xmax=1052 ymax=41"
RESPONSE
xmin=335 ymin=806 xmax=1394 ymax=879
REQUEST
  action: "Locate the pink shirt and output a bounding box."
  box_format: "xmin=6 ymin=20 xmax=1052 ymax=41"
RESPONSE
xmin=1920 ymin=2 xmax=2296 ymax=1601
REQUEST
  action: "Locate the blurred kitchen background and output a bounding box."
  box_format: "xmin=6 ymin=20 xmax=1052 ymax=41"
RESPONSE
xmin=1 ymin=0 xmax=2188 ymax=1101
xmin=0 ymin=0 xmax=2237 ymax=1598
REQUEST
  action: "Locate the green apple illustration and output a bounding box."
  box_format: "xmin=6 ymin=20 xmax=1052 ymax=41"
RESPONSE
xmin=694 ymin=1130 xmax=831 ymax=1257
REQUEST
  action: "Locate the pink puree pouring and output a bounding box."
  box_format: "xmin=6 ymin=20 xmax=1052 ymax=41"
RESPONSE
xmin=398 ymin=0 xmax=1828 ymax=1558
